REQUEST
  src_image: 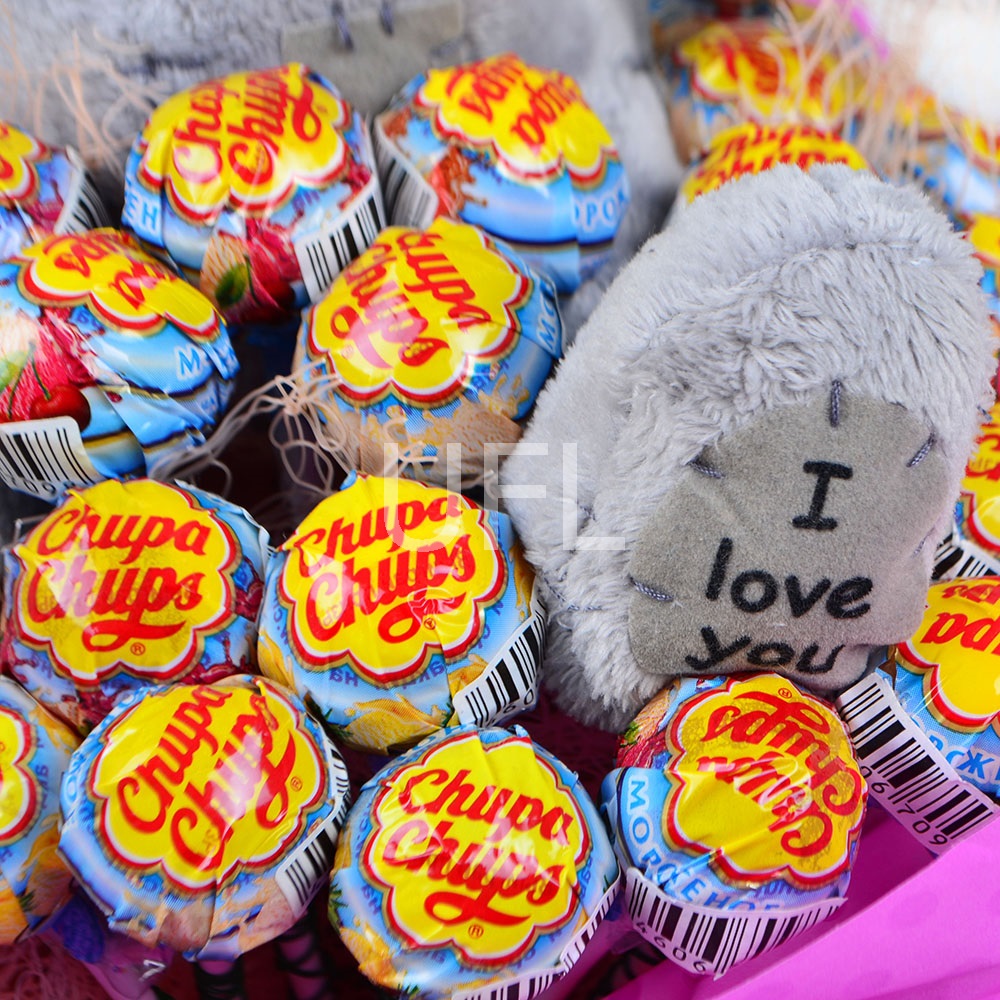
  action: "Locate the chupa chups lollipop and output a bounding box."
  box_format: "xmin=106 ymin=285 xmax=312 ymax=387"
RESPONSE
xmin=258 ymin=472 xmax=543 ymax=754
xmin=604 ymin=673 xmax=866 ymax=976
xmin=372 ymin=53 xmax=629 ymax=293
xmin=677 ymin=122 xmax=869 ymax=206
xmin=0 ymin=122 xmax=108 ymax=260
xmin=330 ymin=724 xmax=619 ymax=998
xmin=294 ymin=216 xmax=561 ymax=485
xmin=59 ymin=675 xmax=351 ymax=960
xmin=934 ymin=401 xmax=1000 ymax=580
xmin=667 ymin=19 xmax=864 ymax=164
xmin=0 ymin=677 xmax=79 ymax=944
xmin=0 ymin=228 xmax=237 ymax=500
xmin=0 ymin=477 xmax=268 ymax=734
xmin=836 ymin=579 xmax=1000 ymax=854
xmin=123 ymin=63 xmax=385 ymax=325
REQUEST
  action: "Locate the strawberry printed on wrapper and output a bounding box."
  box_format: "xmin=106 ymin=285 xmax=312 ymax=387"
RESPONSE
xmin=0 ymin=229 xmax=237 ymax=498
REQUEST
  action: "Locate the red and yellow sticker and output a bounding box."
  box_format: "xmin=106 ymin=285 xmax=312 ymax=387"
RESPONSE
xmin=136 ymin=63 xmax=350 ymax=222
xmin=897 ymin=579 xmax=1000 ymax=733
xmin=682 ymin=122 xmax=868 ymax=202
xmin=663 ymin=674 xmax=865 ymax=888
xmin=677 ymin=22 xmax=853 ymax=126
xmin=86 ymin=681 xmax=325 ymax=891
xmin=0 ymin=123 xmax=44 ymax=203
xmin=415 ymin=54 xmax=615 ymax=183
xmin=306 ymin=218 xmax=527 ymax=407
xmin=15 ymin=229 xmax=221 ymax=339
xmin=363 ymin=730 xmax=590 ymax=966
xmin=0 ymin=705 xmax=40 ymax=847
xmin=15 ymin=479 xmax=240 ymax=687
xmin=958 ymin=401 xmax=1000 ymax=553
xmin=276 ymin=476 xmax=505 ymax=686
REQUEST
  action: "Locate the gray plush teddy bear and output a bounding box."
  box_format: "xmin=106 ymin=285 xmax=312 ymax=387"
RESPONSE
xmin=503 ymin=164 xmax=995 ymax=732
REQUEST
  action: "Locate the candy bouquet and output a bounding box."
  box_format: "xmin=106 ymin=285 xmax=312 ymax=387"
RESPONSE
xmin=0 ymin=1 xmax=998 ymax=999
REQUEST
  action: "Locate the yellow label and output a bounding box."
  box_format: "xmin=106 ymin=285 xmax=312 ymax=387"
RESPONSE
xmin=0 ymin=705 xmax=40 ymax=847
xmin=306 ymin=218 xmax=527 ymax=407
xmin=363 ymin=731 xmax=589 ymax=966
xmin=0 ymin=123 xmax=43 ymax=202
xmin=664 ymin=675 xmax=865 ymax=888
xmin=15 ymin=480 xmax=239 ymax=687
xmin=682 ymin=123 xmax=867 ymax=202
xmin=15 ymin=230 xmax=221 ymax=339
xmin=277 ymin=476 xmax=505 ymax=685
xmin=897 ymin=579 xmax=1000 ymax=732
xmin=959 ymin=401 xmax=1000 ymax=553
xmin=416 ymin=53 xmax=615 ymax=182
xmin=962 ymin=118 xmax=1000 ymax=171
xmin=137 ymin=64 xmax=349 ymax=222
xmin=678 ymin=22 xmax=851 ymax=126
xmin=967 ymin=214 xmax=1000 ymax=271
xmin=87 ymin=682 xmax=325 ymax=891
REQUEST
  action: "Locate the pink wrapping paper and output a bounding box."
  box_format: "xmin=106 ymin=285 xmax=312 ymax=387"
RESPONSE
xmin=603 ymin=807 xmax=1000 ymax=999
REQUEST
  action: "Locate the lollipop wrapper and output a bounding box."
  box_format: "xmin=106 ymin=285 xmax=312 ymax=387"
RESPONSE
xmin=123 ymin=63 xmax=385 ymax=324
xmin=0 ymin=122 xmax=108 ymax=261
xmin=330 ymin=724 xmax=620 ymax=998
xmin=295 ymin=216 xmax=561 ymax=486
xmin=58 ymin=676 xmax=351 ymax=960
xmin=0 ymin=677 xmax=78 ymax=944
xmin=604 ymin=674 xmax=866 ymax=976
xmin=258 ymin=473 xmax=544 ymax=754
xmin=372 ymin=53 xmax=629 ymax=292
xmin=835 ymin=579 xmax=1000 ymax=854
xmin=0 ymin=229 xmax=236 ymax=500
xmin=1 ymin=477 xmax=269 ymax=734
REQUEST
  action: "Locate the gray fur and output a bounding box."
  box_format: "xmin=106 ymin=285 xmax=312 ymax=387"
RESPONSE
xmin=502 ymin=164 xmax=995 ymax=732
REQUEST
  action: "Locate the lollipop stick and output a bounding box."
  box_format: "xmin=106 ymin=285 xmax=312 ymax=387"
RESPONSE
xmin=275 ymin=914 xmax=334 ymax=1000
xmin=194 ymin=958 xmax=247 ymax=1000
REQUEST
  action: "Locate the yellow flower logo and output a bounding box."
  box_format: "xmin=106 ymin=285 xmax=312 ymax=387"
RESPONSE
xmin=678 ymin=22 xmax=853 ymax=127
xmin=88 ymin=681 xmax=325 ymax=891
xmin=897 ymin=579 xmax=1000 ymax=732
xmin=15 ymin=480 xmax=239 ymax=687
xmin=364 ymin=731 xmax=589 ymax=965
xmin=416 ymin=54 xmax=616 ymax=182
xmin=0 ymin=705 xmax=40 ymax=848
xmin=663 ymin=675 xmax=865 ymax=888
xmin=16 ymin=229 xmax=221 ymax=339
xmin=306 ymin=218 xmax=527 ymax=407
xmin=277 ymin=476 xmax=505 ymax=686
xmin=137 ymin=64 xmax=349 ymax=222
xmin=0 ymin=123 xmax=44 ymax=202
xmin=958 ymin=401 xmax=1000 ymax=551
xmin=682 ymin=123 xmax=868 ymax=203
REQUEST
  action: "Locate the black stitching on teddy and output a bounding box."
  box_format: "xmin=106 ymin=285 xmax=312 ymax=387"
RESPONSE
xmin=829 ymin=379 xmax=843 ymax=427
xmin=907 ymin=434 xmax=936 ymax=468
xmin=688 ymin=455 xmax=724 ymax=479
xmin=631 ymin=577 xmax=674 ymax=602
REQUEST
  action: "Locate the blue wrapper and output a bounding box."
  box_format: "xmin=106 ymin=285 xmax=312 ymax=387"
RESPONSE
xmin=58 ymin=675 xmax=351 ymax=960
xmin=258 ymin=472 xmax=543 ymax=753
xmin=330 ymin=724 xmax=619 ymax=998
xmin=372 ymin=53 xmax=629 ymax=292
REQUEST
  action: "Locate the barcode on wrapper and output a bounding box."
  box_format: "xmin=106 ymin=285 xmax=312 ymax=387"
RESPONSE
xmin=372 ymin=116 xmax=438 ymax=229
xmin=454 ymin=585 xmax=544 ymax=727
xmin=56 ymin=148 xmax=110 ymax=234
xmin=625 ymin=869 xmax=844 ymax=977
xmin=0 ymin=417 xmax=103 ymax=499
xmin=292 ymin=173 xmax=386 ymax=302
xmin=932 ymin=529 xmax=1000 ymax=581
xmin=275 ymin=749 xmax=350 ymax=915
xmin=836 ymin=673 xmax=998 ymax=853
xmin=451 ymin=881 xmax=619 ymax=1000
